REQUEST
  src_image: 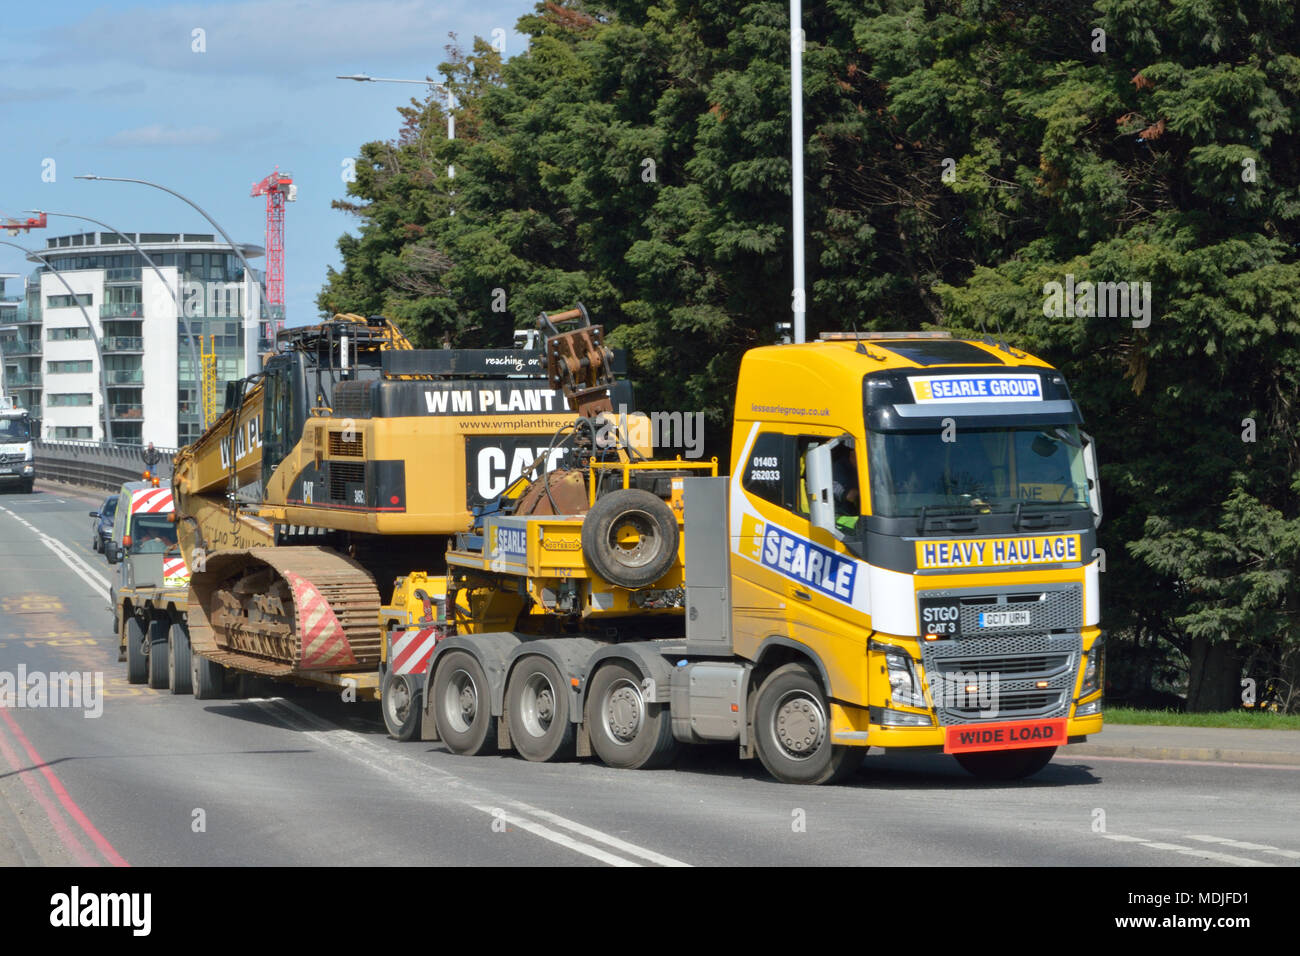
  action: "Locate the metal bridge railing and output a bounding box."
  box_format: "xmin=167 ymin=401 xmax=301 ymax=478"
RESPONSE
xmin=34 ymin=439 xmax=177 ymax=492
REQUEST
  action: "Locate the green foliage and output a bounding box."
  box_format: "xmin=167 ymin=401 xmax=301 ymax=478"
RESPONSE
xmin=322 ymin=0 xmax=1300 ymax=710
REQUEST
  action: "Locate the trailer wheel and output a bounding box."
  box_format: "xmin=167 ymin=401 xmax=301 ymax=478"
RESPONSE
xmin=432 ymin=651 xmax=497 ymax=756
xmin=192 ymin=652 xmax=224 ymax=700
xmin=586 ymin=661 xmax=678 ymax=770
xmin=381 ymin=670 xmax=422 ymax=742
xmin=506 ymin=656 xmax=575 ymax=762
xmin=955 ymin=747 xmax=1056 ymax=781
xmin=753 ymin=663 xmax=860 ymax=785
xmin=168 ymin=621 xmax=193 ymax=695
xmin=126 ymin=616 xmax=148 ymax=684
xmin=147 ymin=615 xmax=170 ymax=689
xmin=581 ymin=489 xmax=679 ymax=589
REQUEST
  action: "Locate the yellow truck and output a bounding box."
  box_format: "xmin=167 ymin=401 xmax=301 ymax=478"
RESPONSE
xmin=426 ymin=330 xmax=1104 ymax=783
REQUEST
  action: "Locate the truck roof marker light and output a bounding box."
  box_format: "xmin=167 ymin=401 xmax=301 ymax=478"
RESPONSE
xmin=570 ymin=677 xmax=580 ymax=688
xmin=923 ymin=632 xmax=940 ymax=641
xmin=731 ymin=703 xmax=739 ymax=712
xmin=1035 ymin=680 xmax=1050 ymax=689
xmin=142 ymin=470 xmax=151 ymax=480
xmin=152 ymin=477 xmax=160 ymax=487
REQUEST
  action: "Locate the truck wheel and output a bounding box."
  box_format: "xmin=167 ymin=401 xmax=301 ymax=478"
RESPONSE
xmin=955 ymin=747 xmax=1056 ymax=781
xmin=586 ymin=661 xmax=678 ymax=770
xmin=506 ymin=656 xmax=575 ymax=762
xmin=580 ymin=488 xmax=679 ymax=589
xmin=192 ymin=652 xmax=224 ymax=700
xmin=432 ymin=651 xmax=497 ymax=756
xmin=147 ymin=616 xmax=170 ymax=689
xmin=168 ymin=621 xmax=193 ymax=695
xmin=753 ymin=663 xmax=861 ymax=785
xmin=21 ymin=479 xmax=33 ymax=494
xmin=126 ymin=616 xmax=148 ymax=684
xmin=381 ymin=670 xmax=422 ymax=742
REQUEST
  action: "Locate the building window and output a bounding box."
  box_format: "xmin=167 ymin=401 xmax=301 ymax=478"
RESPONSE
xmin=47 ymin=326 xmax=91 ymax=341
xmin=53 ymin=426 xmax=93 ymax=440
xmin=47 ymin=360 xmax=94 ymax=374
xmin=47 ymin=293 xmax=93 ymax=309
xmin=47 ymin=393 xmax=94 ymax=407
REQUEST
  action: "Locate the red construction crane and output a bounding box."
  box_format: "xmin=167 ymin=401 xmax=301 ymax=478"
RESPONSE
xmin=2 ymin=212 xmax=46 ymax=236
xmin=250 ymin=168 xmax=295 ymax=338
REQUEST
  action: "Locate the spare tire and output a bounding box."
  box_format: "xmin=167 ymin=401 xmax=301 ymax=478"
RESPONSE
xmin=581 ymin=488 xmax=679 ymax=589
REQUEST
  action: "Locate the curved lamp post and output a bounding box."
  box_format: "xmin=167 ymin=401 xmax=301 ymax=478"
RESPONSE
xmin=75 ymin=175 xmax=270 ymax=375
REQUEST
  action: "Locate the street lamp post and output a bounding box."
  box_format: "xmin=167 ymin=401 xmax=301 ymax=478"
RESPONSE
xmin=336 ymin=73 xmax=456 ymax=181
xmin=790 ymin=0 xmax=806 ymax=344
xmin=27 ymin=210 xmax=209 ymax=429
xmin=0 ymin=239 xmax=114 ymax=443
xmin=74 ymin=175 xmax=270 ymax=376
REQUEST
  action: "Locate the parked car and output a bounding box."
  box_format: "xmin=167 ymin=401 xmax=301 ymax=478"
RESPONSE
xmin=90 ymin=494 xmax=119 ymax=553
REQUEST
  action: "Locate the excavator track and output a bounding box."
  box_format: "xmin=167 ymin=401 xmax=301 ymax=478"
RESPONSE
xmin=187 ymin=547 xmax=382 ymax=675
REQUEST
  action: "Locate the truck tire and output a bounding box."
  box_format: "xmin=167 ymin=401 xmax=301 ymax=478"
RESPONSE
xmin=431 ymin=650 xmax=497 ymax=756
xmin=126 ymin=616 xmax=148 ymax=684
xmin=21 ymin=479 xmax=33 ymax=494
xmin=168 ymin=621 xmax=193 ymax=695
xmin=381 ymin=669 xmax=422 ymax=742
xmin=580 ymin=488 xmax=679 ymax=589
xmin=752 ymin=663 xmax=861 ymax=785
xmin=192 ymin=653 xmax=224 ymax=700
xmin=506 ymin=656 xmax=575 ymax=762
xmin=586 ymin=661 xmax=678 ymax=770
xmin=955 ymin=747 xmax=1056 ymax=781
xmin=147 ymin=615 xmax=169 ymax=689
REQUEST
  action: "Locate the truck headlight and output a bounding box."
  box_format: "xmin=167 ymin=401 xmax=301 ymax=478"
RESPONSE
xmin=1075 ymin=698 xmax=1102 ymax=717
xmin=1079 ymin=639 xmax=1104 ymax=698
xmin=21 ymin=464 xmax=33 ymax=474
xmin=872 ymin=640 xmax=926 ymax=709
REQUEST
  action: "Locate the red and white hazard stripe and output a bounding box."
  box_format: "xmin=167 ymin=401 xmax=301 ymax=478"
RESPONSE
xmin=131 ymin=488 xmax=174 ymax=514
xmin=389 ymin=627 xmax=441 ymax=677
xmin=284 ymin=570 xmax=358 ymax=670
xmin=162 ymin=556 xmax=188 ymax=580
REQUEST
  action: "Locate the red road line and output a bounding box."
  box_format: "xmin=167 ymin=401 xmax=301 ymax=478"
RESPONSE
xmin=0 ymin=708 xmax=129 ymax=866
xmin=0 ymin=712 xmax=98 ymax=866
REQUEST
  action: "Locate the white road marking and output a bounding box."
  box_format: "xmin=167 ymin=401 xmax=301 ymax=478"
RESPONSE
xmin=0 ymin=505 xmax=111 ymax=595
xmin=1102 ymin=830 xmax=1278 ymax=866
xmin=254 ymin=696 xmax=691 ymax=868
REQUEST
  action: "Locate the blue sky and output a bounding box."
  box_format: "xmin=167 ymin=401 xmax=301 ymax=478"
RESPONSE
xmin=0 ymin=0 xmax=534 ymax=324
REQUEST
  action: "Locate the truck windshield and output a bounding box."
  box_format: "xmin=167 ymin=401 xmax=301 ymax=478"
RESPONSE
xmin=130 ymin=515 xmax=178 ymax=553
xmin=0 ymin=419 xmax=31 ymax=441
xmin=867 ymin=425 xmax=1089 ymax=518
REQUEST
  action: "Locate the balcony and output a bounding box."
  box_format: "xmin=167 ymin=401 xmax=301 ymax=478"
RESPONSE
xmin=110 ymin=404 xmax=144 ymax=420
xmin=105 ymin=267 xmax=142 ymax=284
xmin=103 ymin=336 xmax=144 ymax=353
xmin=106 ymin=369 xmax=143 ymax=385
xmin=100 ymin=303 xmax=145 ymax=319
xmin=1 ymin=339 xmax=41 ymax=356
xmin=3 ymin=371 xmax=41 ymax=387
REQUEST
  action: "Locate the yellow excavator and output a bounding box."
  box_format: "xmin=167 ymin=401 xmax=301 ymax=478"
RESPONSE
xmin=169 ymin=308 xmax=634 ymax=736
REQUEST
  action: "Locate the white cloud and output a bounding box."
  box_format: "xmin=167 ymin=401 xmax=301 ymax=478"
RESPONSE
xmin=103 ymin=124 xmax=224 ymax=147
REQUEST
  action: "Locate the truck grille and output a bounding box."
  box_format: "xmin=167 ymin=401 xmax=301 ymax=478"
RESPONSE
xmin=918 ymin=584 xmax=1083 ymax=724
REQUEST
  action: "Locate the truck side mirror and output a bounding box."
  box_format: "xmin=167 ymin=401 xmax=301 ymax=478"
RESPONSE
xmin=105 ymin=543 xmax=119 ymax=565
xmin=805 ymin=442 xmax=837 ymax=536
xmin=1081 ymin=430 xmax=1101 ymax=529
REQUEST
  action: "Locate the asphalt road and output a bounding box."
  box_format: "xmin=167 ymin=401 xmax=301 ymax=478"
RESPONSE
xmin=1 ymin=483 xmax=1297 ymax=868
